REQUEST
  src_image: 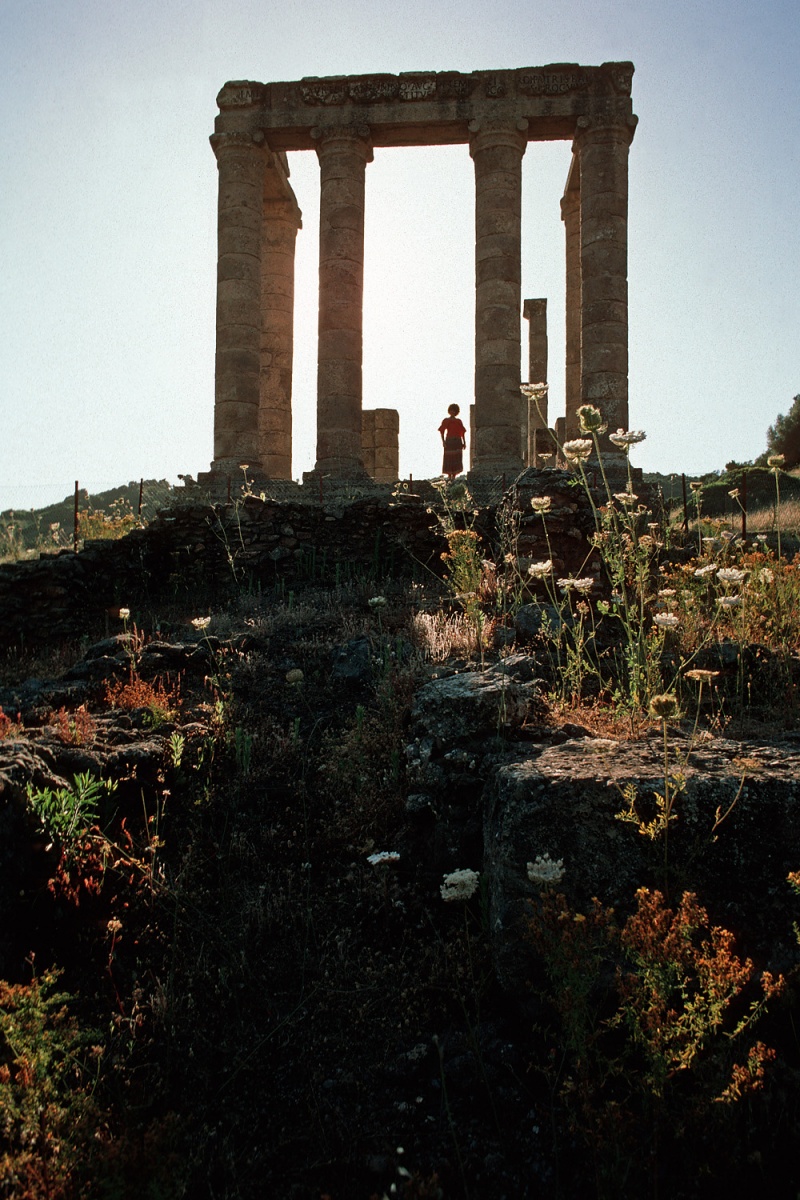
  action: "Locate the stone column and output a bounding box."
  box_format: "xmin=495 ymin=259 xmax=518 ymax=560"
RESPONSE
xmin=560 ymin=167 xmax=582 ymax=442
xmin=260 ymin=197 xmax=302 ymax=478
xmin=372 ymin=408 xmax=399 ymax=482
xmin=313 ymin=125 xmax=373 ymax=477
xmin=210 ymin=131 xmax=266 ymax=471
xmin=469 ymin=119 xmax=528 ymax=477
xmin=574 ymin=116 xmax=636 ymax=455
xmin=523 ymin=298 xmax=548 ymax=465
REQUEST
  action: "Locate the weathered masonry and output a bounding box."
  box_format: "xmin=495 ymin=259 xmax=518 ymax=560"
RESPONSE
xmin=209 ymin=63 xmax=637 ymax=480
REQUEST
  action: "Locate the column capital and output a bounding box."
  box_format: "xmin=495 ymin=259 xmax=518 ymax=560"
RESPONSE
xmin=311 ymin=124 xmax=374 ymax=162
xmin=572 ymin=111 xmax=638 ymax=150
xmin=210 ymin=130 xmax=269 ymax=158
xmin=468 ymin=117 xmax=528 ymax=159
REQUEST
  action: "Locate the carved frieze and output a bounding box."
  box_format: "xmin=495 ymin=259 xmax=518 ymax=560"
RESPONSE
xmin=436 ymin=74 xmax=479 ymax=101
xmin=398 ymin=77 xmax=437 ymax=101
xmin=349 ymin=78 xmax=401 ymax=104
xmin=518 ymin=70 xmax=588 ymax=96
xmin=217 ymin=82 xmax=264 ymax=109
xmin=299 ymin=81 xmax=348 ymax=106
xmin=483 ymin=74 xmax=507 ymax=98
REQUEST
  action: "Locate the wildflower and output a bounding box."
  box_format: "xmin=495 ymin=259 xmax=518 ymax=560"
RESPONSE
xmin=539 ymin=453 xmax=554 ymax=462
xmin=694 ymin=563 xmax=718 ymax=578
xmin=572 ymin=578 xmax=594 ymax=593
xmin=653 ymin=613 xmax=680 ymax=629
xmin=368 ymin=595 xmax=388 ymax=609
xmin=440 ymin=868 xmax=480 ymax=902
xmin=717 ymin=567 xmax=746 ymax=585
xmin=562 ymin=439 xmax=593 ymax=463
xmin=720 ymin=530 xmax=735 ymax=542
xmin=609 ymin=428 xmax=646 ymax=448
xmin=527 ymin=855 xmax=565 ymax=886
xmin=527 ymin=560 xmax=553 ymax=577
xmin=530 ymin=495 xmax=552 ymax=513
xmin=756 ymin=533 xmax=768 ymax=543
xmin=728 ymin=488 xmax=740 ymax=499
xmin=658 ymin=588 xmax=676 ymax=597
xmin=118 ymin=607 xmax=130 ymax=620
xmin=573 ymin=913 xmax=586 ymax=923
xmin=191 ymin=616 xmax=212 ymax=630
xmin=611 ymin=591 xmax=624 ymax=604
xmin=613 ymin=492 xmax=638 ymax=505
xmin=689 ymin=481 xmax=703 ymax=492
xmin=238 ymin=463 xmax=249 ymax=471
xmin=650 ymin=693 xmax=678 ymax=719
xmin=367 ymin=850 xmax=400 ymax=865
xmin=520 ymin=381 xmax=548 ymax=399
xmin=767 ymin=454 xmax=785 ymax=469
xmin=578 ymin=404 xmax=607 ymax=434
xmin=107 ymin=918 xmax=123 ymax=934
xmin=717 ymin=595 xmax=742 ymax=609
xmin=702 ymin=536 xmax=718 ymax=549
xmin=758 ymin=568 xmax=774 ymax=584
xmin=684 ymin=669 xmax=720 ymax=684
xmin=285 ymin=668 xmax=304 ymax=684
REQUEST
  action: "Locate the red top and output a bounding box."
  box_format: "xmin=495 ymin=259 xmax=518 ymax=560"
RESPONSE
xmin=439 ymin=417 xmax=466 ymax=439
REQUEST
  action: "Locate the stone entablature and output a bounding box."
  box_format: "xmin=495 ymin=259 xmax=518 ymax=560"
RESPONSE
xmin=209 ymin=63 xmax=637 ymax=480
xmin=215 ymin=63 xmax=633 ymax=149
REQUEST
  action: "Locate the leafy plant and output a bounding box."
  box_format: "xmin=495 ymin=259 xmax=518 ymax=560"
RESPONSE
xmin=26 ymin=772 xmax=113 ymax=854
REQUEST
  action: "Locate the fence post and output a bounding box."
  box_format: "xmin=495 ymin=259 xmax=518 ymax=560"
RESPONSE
xmin=73 ymin=481 xmax=79 ymax=551
xmin=138 ymin=479 xmax=144 ymax=517
xmin=741 ymin=471 xmax=747 ymax=540
xmin=681 ymin=474 xmax=689 ymax=532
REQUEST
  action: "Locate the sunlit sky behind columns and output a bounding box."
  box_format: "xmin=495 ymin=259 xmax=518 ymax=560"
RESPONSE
xmin=1 ymin=0 xmax=798 ymax=509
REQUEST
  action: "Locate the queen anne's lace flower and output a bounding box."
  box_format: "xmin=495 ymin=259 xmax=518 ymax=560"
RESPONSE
xmin=716 ymin=568 xmax=746 ymax=585
xmin=608 ymin=428 xmax=646 ymax=448
xmin=578 ymin=404 xmax=607 ymax=434
xmin=717 ymin=595 xmax=742 ymax=609
xmin=520 ymin=381 xmax=548 ymax=399
xmin=653 ymin=613 xmax=680 ymax=629
xmin=367 ymin=850 xmax=400 ymax=865
xmin=527 ymin=560 xmax=553 ymax=577
xmin=191 ymin=616 xmax=211 ymax=630
xmin=527 ymin=854 xmax=565 ymax=887
xmin=440 ymin=868 xmax=480 ymax=902
xmin=562 ymin=439 xmax=593 ymax=463
xmin=694 ymin=564 xmax=718 ymax=578
xmin=530 ymin=496 xmax=552 ymax=513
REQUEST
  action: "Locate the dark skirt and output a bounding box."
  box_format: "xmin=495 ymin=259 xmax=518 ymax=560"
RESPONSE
xmin=442 ymin=436 xmax=464 ymax=476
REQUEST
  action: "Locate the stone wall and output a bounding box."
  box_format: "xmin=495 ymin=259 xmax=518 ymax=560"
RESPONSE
xmin=0 ymin=475 xmax=598 ymax=652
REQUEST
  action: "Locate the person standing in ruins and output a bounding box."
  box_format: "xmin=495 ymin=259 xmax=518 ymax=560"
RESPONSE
xmin=438 ymin=404 xmax=467 ymax=480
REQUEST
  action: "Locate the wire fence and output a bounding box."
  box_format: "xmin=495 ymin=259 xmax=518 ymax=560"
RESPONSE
xmin=3 ymin=468 xmax=798 ymax=566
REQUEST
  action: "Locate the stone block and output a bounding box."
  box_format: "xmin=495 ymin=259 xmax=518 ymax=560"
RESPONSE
xmin=484 ymin=736 xmax=800 ymax=993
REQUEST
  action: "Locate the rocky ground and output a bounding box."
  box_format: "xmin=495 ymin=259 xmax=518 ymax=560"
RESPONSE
xmin=2 ymin=580 xmax=800 ymax=1199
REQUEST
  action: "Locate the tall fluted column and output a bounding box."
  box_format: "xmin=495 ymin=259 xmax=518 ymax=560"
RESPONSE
xmin=469 ymin=119 xmax=528 ymax=477
xmin=210 ymin=131 xmax=266 ymax=471
xmin=523 ymin=297 xmax=548 ymax=465
xmin=574 ymin=116 xmax=636 ymax=454
xmin=313 ymin=125 xmax=372 ymax=477
xmin=560 ymin=166 xmax=582 ymax=442
xmin=260 ymin=197 xmax=301 ymax=478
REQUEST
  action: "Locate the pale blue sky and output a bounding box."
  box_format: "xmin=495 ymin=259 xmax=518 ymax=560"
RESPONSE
xmin=1 ymin=0 xmax=797 ymax=509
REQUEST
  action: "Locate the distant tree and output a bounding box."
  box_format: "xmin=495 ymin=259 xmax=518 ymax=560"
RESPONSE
xmin=763 ymin=394 xmax=800 ymax=468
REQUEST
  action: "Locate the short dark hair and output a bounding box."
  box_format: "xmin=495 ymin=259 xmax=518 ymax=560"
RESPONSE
xmin=448 ymin=403 xmax=460 ymax=416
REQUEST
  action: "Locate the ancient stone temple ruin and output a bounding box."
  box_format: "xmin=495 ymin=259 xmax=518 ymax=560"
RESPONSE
xmin=208 ymin=63 xmax=637 ymax=481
